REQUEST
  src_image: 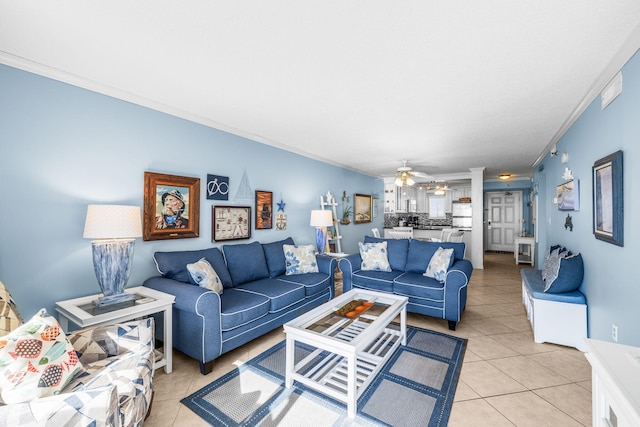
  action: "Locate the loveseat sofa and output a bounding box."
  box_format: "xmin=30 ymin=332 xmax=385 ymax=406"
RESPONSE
xmin=143 ymin=238 xmax=335 ymax=374
xmin=339 ymin=236 xmax=473 ymax=330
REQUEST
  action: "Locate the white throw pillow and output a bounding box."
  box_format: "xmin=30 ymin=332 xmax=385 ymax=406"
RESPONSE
xmin=187 ymin=258 xmax=223 ymax=294
xmin=283 ymin=245 xmax=319 ymax=275
xmin=359 ymin=241 xmax=392 ymax=272
xmin=424 ymin=247 xmax=454 ymax=282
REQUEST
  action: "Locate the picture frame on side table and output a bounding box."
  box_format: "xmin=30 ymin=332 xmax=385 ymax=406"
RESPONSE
xmin=354 ymin=193 xmax=373 ymax=224
xmin=592 ymin=150 xmax=623 ymax=246
xmin=255 ymin=190 xmax=273 ymax=229
xmin=144 ymin=172 xmax=200 ymax=241
xmin=212 ymin=206 xmax=251 ymax=241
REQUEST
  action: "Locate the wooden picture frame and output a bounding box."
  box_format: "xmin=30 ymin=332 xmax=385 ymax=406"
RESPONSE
xmin=212 ymin=206 xmax=251 ymax=241
xmin=255 ymin=190 xmax=273 ymax=229
xmin=354 ymin=193 xmax=372 ymax=223
xmin=143 ymin=172 xmax=200 ymax=241
xmin=592 ymin=150 xmax=623 ymax=246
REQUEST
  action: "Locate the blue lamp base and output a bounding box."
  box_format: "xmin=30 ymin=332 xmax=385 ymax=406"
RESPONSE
xmin=91 ymin=239 xmax=136 ymax=307
xmin=315 ymin=226 xmax=327 ymax=254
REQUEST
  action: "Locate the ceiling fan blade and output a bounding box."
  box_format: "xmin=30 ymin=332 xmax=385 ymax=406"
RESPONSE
xmin=411 ymin=171 xmax=434 ymax=179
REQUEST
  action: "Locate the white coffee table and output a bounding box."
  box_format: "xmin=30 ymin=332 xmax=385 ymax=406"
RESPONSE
xmin=55 ymin=286 xmax=175 ymax=374
xmin=284 ymin=289 xmax=408 ymax=418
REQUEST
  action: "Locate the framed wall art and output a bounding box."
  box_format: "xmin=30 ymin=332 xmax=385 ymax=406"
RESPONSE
xmin=354 ymin=193 xmax=372 ymax=224
xmin=143 ymin=172 xmax=200 ymax=241
xmin=255 ymin=190 xmax=273 ymax=229
xmin=206 ymin=174 xmax=230 ymax=200
xmin=592 ymin=150 xmax=623 ymax=246
xmin=556 ymin=180 xmax=580 ymax=211
xmin=212 ymin=206 xmax=251 ymax=241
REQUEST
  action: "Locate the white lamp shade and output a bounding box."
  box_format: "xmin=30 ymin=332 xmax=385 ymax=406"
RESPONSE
xmin=309 ymin=210 xmax=333 ymax=227
xmin=83 ymin=205 xmax=142 ymax=239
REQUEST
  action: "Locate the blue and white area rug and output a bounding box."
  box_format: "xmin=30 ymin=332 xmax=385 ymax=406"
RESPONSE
xmin=182 ymin=325 xmax=466 ymax=426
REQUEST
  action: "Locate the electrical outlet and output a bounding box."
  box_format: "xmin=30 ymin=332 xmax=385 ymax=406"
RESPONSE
xmin=612 ymin=324 xmax=618 ymax=342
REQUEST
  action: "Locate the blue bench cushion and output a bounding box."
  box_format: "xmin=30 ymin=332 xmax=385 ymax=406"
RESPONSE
xmin=220 ymin=288 xmax=270 ymax=331
xmin=223 ymin=241 xmax=270 ymax=286
xmin=521 ymin=269 xmax=586 ymax=304
xmin=278 ymin=273 xmax=332 ymax=297
xmin=154 ymin=247 xmax=233 ymax=288
xmin=235 ymin=279 xmax=305 ymax=312
xmin=364 ymin=236 xmax=409 ymax=271
xmin=262 ymin=237 xmax=295 ymax=277
xmin=351 ymin=270 xmax=404 ymax=293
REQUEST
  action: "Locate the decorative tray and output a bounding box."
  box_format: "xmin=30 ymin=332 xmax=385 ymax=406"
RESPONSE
xmin=335 ymin=300 xmax=374 ymax=319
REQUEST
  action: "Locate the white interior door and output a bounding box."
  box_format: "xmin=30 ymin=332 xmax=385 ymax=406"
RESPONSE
xmin=485 ymin=191 xmax=522 ymax=252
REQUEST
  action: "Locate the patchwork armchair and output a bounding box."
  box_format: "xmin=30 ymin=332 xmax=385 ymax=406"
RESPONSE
xmin=0 ymin=281 xmax=155 ymax=427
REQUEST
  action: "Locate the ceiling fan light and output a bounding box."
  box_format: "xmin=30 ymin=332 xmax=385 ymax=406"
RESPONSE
xmin=394 ymin=177 xmax=403 ymax=186
xmin=406 ymin=177 xmax=415 ymax=186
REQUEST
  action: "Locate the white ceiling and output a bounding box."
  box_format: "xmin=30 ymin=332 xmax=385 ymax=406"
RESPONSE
xmin=2 ymin=1 xmax=640 ymax=181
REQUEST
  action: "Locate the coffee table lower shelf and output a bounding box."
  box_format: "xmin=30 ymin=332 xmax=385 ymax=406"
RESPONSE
xmin=286 ymin=325 xmax=403 ymax=418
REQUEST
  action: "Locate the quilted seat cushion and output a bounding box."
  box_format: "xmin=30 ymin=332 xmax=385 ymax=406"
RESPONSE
xmin=393 ymin=272 xmax=445 ymax=301
xmin=220 ymin=288 xmax=270 ymax=331
xmin=235 ymin=279 xmax=305 ymax=312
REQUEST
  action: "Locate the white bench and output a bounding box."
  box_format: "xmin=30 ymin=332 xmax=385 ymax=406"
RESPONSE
xmin=521 ymin=269 xmax=587 ymax=352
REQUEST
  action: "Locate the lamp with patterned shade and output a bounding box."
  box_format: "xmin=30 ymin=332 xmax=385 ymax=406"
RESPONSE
xmin=83 ymin=205 xmax=142 ymax=307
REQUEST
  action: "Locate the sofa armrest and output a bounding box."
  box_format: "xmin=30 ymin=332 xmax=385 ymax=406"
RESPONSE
xmin=69 ymin=318 xmax=154 ymax=364
xmin=338 ymin=254 xmax=362 ymax=292
xmin=0 ymin=384 xmax=119 ymax=426
xmin=443 ymin=259 xmax=473 ymax=321
xmin=143 ymin=276 xmax=223 ymax=365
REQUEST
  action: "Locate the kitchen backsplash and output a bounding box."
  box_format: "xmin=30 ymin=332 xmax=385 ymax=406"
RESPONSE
xmin=384 ymin=213 xmax=452 ymax=228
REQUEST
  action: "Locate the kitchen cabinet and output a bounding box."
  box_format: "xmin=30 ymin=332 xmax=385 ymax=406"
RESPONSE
xmin=383 ymin=179 xmax=396 ymax=213
xmin=396 ymin=186 xmax=416 ymax=213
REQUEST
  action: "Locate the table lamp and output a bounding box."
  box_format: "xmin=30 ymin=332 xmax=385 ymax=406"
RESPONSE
xmin=309 ymin=210 xmax=333 ymax=254
xmin=83 ymin=204 xmax=143 ymax=307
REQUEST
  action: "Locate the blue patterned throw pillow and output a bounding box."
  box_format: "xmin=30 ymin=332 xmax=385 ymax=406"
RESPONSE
xmin=424 ymin=247 xmax=454 ymax=282
xmin=544 ymin=253 xmax=584 ymax=293
xmin=187 ymin=258 xmax=223 ymax=294
xmin=359 ymin=241 xmax=392 ymax=272
xmin=283 ymin=245 xmax=319 ymax=275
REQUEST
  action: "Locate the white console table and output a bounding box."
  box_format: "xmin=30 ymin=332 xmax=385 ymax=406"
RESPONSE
xmin=585 ymin=339 xmax=640 ymax=426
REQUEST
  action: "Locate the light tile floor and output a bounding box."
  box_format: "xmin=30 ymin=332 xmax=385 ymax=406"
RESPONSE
xmin=145 ymin=253 xmax=592 ymax=426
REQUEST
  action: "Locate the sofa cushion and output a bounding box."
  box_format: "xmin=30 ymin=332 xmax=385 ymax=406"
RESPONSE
xmin=394 ymin=272 xmax=445 ymax=301
xmin=278 ymin=273 xmax=332 ymax=297
xmin=187 ymin=258 xmax=223 ymax=294
xmin=359 ymin=241 xmax=392 ymax=272
xmin=262 ymin=237 xmax=295 ymax=277
xmin=223 ymin=242 xmax=270 ymax=286
xmin=235 ymin=279 xmax=305 ymax=312
xmin=424 ymin=247 xmax=454 ymax=282
xmin=363 ymin=236 xmax=409 ymax=271
xmin=350 ymin=270 xmax=403 ymax=293
xmin=219 ymin=288 xmax=270 ymax=331
xmin=406 ymin=240 xmax=465 ymax=273
xmin=154 ymin=247 xmax=233 ymax=288
xmin=0 ymin=309 xmax=83 ymax=404
xmin=544 ymin=253 xmax=584 ymax=293
xmin=283 ymin=245 xmax=319 ymax=275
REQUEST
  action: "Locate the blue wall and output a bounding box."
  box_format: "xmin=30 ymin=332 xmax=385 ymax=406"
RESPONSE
xmin=535 ymin=49 xmax=640 ymax=346
xmin=0 ymin=64 xmax=384 ymax=318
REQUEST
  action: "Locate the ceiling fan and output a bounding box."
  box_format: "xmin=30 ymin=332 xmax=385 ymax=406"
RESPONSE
xmin=394 ymin=160 xmax=431 ymax=187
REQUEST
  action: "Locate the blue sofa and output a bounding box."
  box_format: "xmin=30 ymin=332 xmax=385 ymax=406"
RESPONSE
xmin=339 ymin=236 xmax=473 ymax=330
xmin=143 ymin=237 xmax=335 ymax=374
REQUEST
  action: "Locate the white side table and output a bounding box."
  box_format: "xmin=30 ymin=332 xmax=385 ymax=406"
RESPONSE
xmin=55 ymin=286 xmax=175 ymax=374
xmin=514 ymin=236 xmax=535 ymax=267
